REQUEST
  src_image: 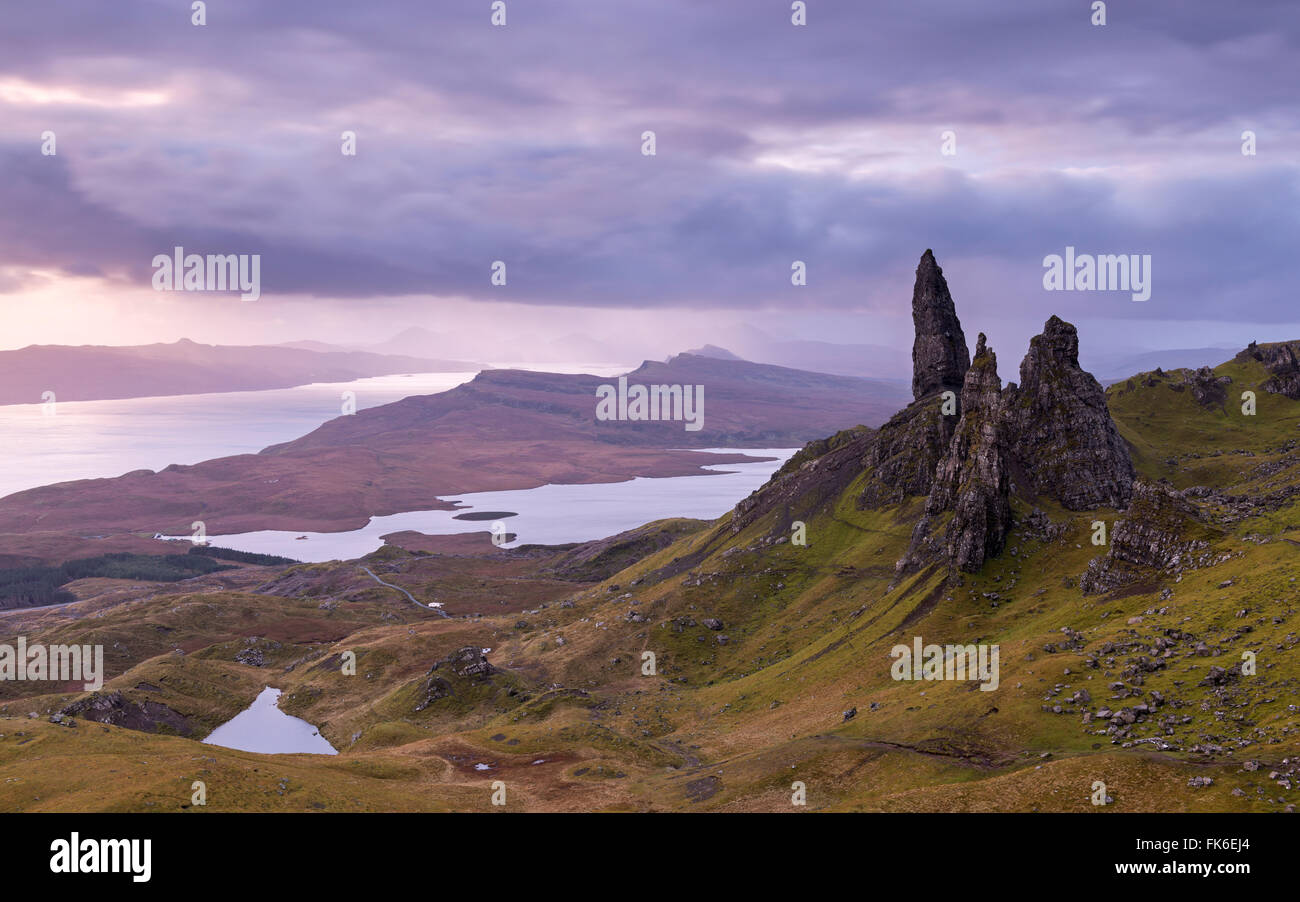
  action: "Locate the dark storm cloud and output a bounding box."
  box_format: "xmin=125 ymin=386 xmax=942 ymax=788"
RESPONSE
xmin=1 ymin=0 xmax=1297 ymax=320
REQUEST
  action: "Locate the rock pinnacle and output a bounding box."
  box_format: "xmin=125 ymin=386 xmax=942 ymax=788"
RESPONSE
xmin=911 ymin=249 xmax=970 ymax=401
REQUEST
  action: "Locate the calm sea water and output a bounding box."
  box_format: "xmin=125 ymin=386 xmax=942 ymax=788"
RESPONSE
xmin=0 ymin=365 xmax=629 ymax=500
xmin=194 ymin=448 xmax=795 ymax=562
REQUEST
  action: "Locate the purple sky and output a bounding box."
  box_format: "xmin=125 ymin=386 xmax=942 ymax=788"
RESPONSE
xmin=2 ymin=0 xmax=1298 ymax=369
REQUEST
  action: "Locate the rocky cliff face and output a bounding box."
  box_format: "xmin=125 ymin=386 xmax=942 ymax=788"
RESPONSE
xmin=857 ymin=401 xmax=955 ymax=508
xmin=931 ymin=335 xmax=1013 ymax=571
xmin=910 ymin=249 xmax=970 ymax=401
xmin=1002 ymin=316 xmax=1136 ymax=511
xmin=899 ymin=334 xmax=1012 ymax=574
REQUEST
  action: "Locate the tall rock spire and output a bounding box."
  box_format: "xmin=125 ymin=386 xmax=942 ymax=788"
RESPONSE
xmin=910 ymin=249 xmax=970 ymax=401
xmin=897 ymin=333 xmax=1011 ymax=576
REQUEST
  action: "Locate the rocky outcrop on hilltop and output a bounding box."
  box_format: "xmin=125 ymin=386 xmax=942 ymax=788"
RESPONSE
xmin=413 ymin=646 xmax=498 ymax=712
xmin=899 ymin=335 xmax=1012 ymax=573
xmin=1180 ymin=366 xmax=1233 ymax=407
xmin=734 ymin=252 xmax=1140 ymax=581
xmin=433 ymin=645 xmax=497 ymax=680
xmin=1239 ymin=340 xmax=1300 ymax=400
xmin=731 ymin=250 xmax=976 ymax=525
xmin=898 ymin=315 xmax=1135 ymax=577
xmin=1002 ymin=316 xmax=1136 ymax=511
xmin=1079 ymin=481 xmax=1223 ymax=595
xmin=910 ymin=249 xmax=970 ymax=401
xmin=932 ymin=336 xmax=1013 ymax=570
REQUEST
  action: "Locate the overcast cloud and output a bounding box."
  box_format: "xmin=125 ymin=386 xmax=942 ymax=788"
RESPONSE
xmin=1 ymin=0 xmax=1297 ymax=358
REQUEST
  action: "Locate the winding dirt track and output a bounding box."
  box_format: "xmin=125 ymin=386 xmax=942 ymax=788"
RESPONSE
xmin=360 ymin=567 xmax=449 ymax=618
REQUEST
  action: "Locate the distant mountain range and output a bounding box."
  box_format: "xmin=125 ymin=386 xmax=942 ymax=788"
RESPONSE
xmin=722 ymin=335 xmax=913 ymax=381
xmin=287 ymin=326 xmax=624 ymax=365
xmin=274 ymin=324 xmax=1244 ymax=388
xmin=0 ymin=339 xmax=480 ymax=406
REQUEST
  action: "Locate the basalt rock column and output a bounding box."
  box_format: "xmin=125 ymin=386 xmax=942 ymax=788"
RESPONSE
xmin=911 ymin=249 xmax=971 ymax=401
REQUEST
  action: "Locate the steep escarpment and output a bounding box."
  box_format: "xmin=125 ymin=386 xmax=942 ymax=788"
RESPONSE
xmin=732 ymin=427 xmax=877 ymax=533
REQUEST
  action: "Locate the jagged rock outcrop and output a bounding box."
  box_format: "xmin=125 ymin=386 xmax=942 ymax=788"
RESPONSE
xmin=857 ymin=401 xmax=956 ymax=508
xmin=1002 ymin=316 xmax=1135 ymax=510
xmin=1181 ymin=367 xmax=1232 ymax=407
xmin=413 ymin=646 xmax=497 ymax=712
xmin=735 ymin=255 xmax=1140 ymax=583
xmin=933 ymin=336 xmax=1013 ymax=570
xmin=433 ymin=646 xmax=496 ymax=680
xmin=910 ymin=249 xmax=970 ymax=401
xmin=1239 ymin=340 xmax=1300 ymax=399
xmin=899 ymin=335 xmax=1012 ymax=573
xmin=1080 ymin=481 xmax=1223 ymax=595
xmin=727 ymin=258 xmax=973 ymax=525
xmin=59 ymin=691 xmax=194 ymax=735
